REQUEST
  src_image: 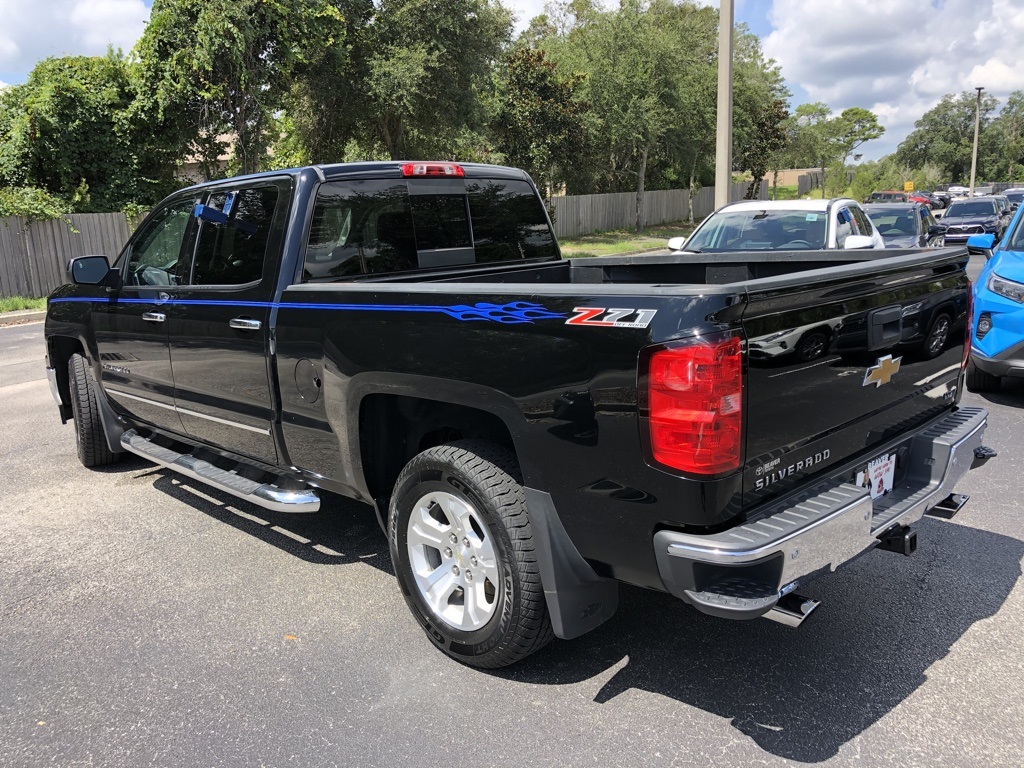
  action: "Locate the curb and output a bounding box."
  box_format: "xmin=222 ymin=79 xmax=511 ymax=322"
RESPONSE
xmin=0 ymin=310 xmax=45 ymax=327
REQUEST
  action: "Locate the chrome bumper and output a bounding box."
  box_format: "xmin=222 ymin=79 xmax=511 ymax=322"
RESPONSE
xmin=46 ymin=366 xmax=63 ymax=408
xmin=654 ymin=407 xmax=988 ymax=619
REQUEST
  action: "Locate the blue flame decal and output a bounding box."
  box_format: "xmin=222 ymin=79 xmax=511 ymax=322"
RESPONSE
xmin=439 ymin=302 xmax=566 ymax=324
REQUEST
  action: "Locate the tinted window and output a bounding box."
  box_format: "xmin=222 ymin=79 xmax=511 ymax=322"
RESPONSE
xmin=303 ymin=178 xmax=556 ymax=279
xmin=189 ymin=186 xmax=280 ymax=286
xmin=304 ymin=180 xmax=418 ymax=279
xmin=946 ymin=200 xmax=998 ymax=217
xmin=125 ymin=199 xmax=194 ymax=286
xmin=468 ymin=179 xmax=558 ymax=262
xmin=851 ymin=205 xmax=874 ymax=235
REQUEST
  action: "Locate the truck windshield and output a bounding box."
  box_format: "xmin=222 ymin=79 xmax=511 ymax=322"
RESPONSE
xmin=685 ymin=209 xmax=828 ymax=251
xmin=946 ymin=201 xmax=997 ymax=217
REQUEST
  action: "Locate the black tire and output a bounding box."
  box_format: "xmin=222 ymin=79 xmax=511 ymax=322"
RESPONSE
xmin=921 ymin=313 xmax=952 ymax=359
xmin=966 ymin=358 xmax=1001 ymax=393
xmin=69 ymin=354 xmax=119 ymax=468
xmin=388 ymin=440 xmax=553 ymax=668
xmin=795 ymin=330 xmax=828 ymax=362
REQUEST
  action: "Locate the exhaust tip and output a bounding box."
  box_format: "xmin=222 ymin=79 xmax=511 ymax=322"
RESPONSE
xmin=765 ymin=591 xmax=820 ymax=628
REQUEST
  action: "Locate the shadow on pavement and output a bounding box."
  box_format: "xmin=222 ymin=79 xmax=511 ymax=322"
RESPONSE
xmin=132 ymin=464 xmax=393 ymax=573
xmin=969 ymin=376 xmax=1024 ymax=407
xmin=498 ymin=516 xmax=1022 ymax=763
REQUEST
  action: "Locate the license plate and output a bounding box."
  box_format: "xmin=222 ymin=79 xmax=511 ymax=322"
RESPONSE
xmin=856 ymin=453 xmax=896 ymax=500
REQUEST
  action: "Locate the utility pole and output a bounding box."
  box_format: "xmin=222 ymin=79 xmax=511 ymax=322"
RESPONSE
xmin=969 ymin=86 xmax=984 ymax=197
xmin=714 ymin=0 xmax=735 ymax=209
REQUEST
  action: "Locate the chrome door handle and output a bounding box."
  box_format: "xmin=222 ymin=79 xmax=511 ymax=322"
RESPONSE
xmin=142 ymin=312 xmax=166 ymax=323
xmin=229 ymin=317 xmax=262 ymax=331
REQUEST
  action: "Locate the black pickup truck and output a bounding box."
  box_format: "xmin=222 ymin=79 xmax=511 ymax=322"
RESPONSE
xmin=45 ymin=162 xmax=993 ymax=668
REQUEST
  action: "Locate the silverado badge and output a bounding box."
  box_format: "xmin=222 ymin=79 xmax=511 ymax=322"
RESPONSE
xmin=863 ymin=355 xmax=902 ymax=388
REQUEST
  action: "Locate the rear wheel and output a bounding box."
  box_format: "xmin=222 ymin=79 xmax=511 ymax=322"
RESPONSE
xmin=921 ymin=313 xmax=952 ymax=359
xmin=388 ymin=440 xmax=553 ymax=668
xmin=795 ymin=329 xmax=828 ymax=362
xmin=966 ymin=358 xmax=1001 ymax=393
xmin=69 ymin=354 xmax=119 ymax=468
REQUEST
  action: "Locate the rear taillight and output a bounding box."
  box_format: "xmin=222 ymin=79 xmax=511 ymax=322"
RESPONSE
xmin=644 ymin=335 xmax=743 ymax=474
xmin=401 ymin=162 xmax=465 ymax=178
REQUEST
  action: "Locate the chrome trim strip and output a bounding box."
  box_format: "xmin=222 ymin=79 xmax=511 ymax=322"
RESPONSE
xmin=106 ymin=388 xmax=271 ymax=435
xmin=106 ymin=388 xmax=177 ymax=411
xmin=175 ymin=405 xmax=271 ymax=435
xmin=46 ymin=367 xmax=63 ymax=407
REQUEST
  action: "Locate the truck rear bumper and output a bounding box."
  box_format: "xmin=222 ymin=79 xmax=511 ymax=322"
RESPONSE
xmin=654 ymin=406 xmax=988 ymax=620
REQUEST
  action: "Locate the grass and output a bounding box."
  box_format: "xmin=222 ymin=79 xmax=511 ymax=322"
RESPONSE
xmin=769 ymin=184 xmax=801 ymax=201
xmin=559 ymin=222 xmax=695 ymax=258
xmin=0 ymin=296 xmax=46 ymax=313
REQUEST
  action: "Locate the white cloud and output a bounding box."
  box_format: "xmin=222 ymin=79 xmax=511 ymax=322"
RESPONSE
xmin=764 ymin=0 xmax=1024 ymax=160
xmin=0 ymin=0 xmax=148 ymax=80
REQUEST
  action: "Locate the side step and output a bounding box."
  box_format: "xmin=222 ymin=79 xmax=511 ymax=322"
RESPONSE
xmin=121 ymin=430 xmax=320 ymax=513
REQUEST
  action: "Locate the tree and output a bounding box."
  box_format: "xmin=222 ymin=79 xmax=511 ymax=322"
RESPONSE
xmin=491 ymin=47 xmax=589 ymax=204
xmin=987 ymin=91 xmax=1024 ymax=181
xmin=135 ymin=0 xmax=347 ymax=175
xmin=896 ymin=91 xmax=999 ymax=183
xmin=354 ymin=0 xmax=511 ymax=159
xmin=833 ymin=107 xmax=885 ymax=165
xmin=0 ymin=52 xmax=177 ymax=211
xmin=783 ymin=103 xmax=882 ymax=197
xmin=739 ymin=98 xmax=788 ymax=199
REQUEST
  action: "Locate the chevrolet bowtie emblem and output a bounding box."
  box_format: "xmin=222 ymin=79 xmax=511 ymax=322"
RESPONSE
xmin=863 ymin=355 xmax=902 ymax=387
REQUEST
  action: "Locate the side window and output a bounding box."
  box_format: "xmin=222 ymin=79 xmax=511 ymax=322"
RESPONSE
xmin=467 ymin=179 xmax=558 ymax=263
xmin=304 ymin=180 xmax=417 ymax=280
xmin=851 ymin=205 xmax=873 ymax=235
xmin=835 ymin=208 xmax=854 ymax=248
xmin=124 ymin=199 xmax=194 ymax=286
xmin=188 ymin=186 xmax=281 ymax=286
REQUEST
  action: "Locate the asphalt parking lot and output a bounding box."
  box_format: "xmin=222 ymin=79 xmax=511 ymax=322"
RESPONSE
xmin=2 ymin=281 xmax=1023 ymax=767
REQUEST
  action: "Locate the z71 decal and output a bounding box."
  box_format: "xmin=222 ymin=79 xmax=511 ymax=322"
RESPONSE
xmin=566 ymin=307 xmax=657 ymax=329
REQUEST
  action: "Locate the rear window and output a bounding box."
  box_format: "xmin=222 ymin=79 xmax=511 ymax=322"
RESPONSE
xmin=303 ymin=178 xmax=556 ymax=281
xmin=946 ymin=200 xmax=997 ymax=217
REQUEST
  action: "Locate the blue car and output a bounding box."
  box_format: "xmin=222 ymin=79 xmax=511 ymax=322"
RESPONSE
xmin=967 ymin=209 xmax=1024 ymax=391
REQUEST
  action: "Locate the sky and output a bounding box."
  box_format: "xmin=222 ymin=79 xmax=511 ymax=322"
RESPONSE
xmin=2 ymin=0 xmax=1023 ymax=162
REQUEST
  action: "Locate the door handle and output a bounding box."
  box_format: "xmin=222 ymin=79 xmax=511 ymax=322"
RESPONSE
xmin=229 ymin=317 xmax=262 ymax=331
xmin=142 ymin=312 xmax=166 ymax=323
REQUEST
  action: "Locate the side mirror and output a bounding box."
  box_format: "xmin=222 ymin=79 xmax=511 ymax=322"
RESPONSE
xmin=928 ymin=225 xmax=944 ymax=236
xmin=843 ymin=235 xmax=875 ymax=250
xmin=966 ymin=233 xmax=996 ymax=260
xmin=667 ymin=236 xmax=687 ymax=252
xmin=67 ymin=255 xmax=118 ymax=286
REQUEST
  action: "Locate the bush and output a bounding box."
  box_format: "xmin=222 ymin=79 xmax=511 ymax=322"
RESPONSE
xmin=0 ymin=187 xmax=68 ymax=220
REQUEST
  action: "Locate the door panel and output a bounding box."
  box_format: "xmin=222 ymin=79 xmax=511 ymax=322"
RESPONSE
xmin=94 ymin=199 xmax=196 ymax=431
xmin=167 ymin=182 xmax=288 ymax=464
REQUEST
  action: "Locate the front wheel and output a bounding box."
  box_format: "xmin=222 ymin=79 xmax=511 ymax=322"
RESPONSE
xmin=921 ymin=313 xmax=952 ymax=359
xmin=69 ymin=354 xmax=119 ymax=468
xmin=388 ymin=440 xmax=553 ymax=668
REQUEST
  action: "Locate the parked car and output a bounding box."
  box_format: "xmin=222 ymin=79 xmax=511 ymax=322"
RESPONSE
xmin=867 ymin=191 xmax=910 ymax=204
xmin=965 ymin=204 xmax=1024 ymax=392
xmin=667 ymin=199 xmax=885 ymax=253
xmin=924 ymin=191 xmax=951 ymax=209
xmin=863 ymin=202 xmax=944 ymax=248
xmin=934 ymin=197 xmax=1008 ymax=245
xmin=1005 ymin=189 xmax=1024 ymax=211
xmin=908 ymin=192 xmax=939 ymax=210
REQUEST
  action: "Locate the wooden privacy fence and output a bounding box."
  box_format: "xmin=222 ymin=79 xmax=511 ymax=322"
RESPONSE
xmin=549 ymin=181 xmax=766 ymax=239
xmin=0 ymin=213 xmax=135 ymax=299
xmin=0 ymin=182 xmax=768 ymax=298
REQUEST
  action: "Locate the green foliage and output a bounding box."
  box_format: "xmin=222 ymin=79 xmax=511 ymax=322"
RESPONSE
xmin=0 ymin=186 xmax=67 ymax=219
xmin=136 ymin=0 xmax=348 ymax=175
xmin=0 ymin=52 xmax=178 ymax=212
xmin=0 ymin=295 xmax=47 ymax=313
xmin=491 ymin=48 xmax=589 ymax=202
xmin=783 ymin=103 xmax=884 ymax=193
xmin=740 ymin=98 xmax=789 ymax=198
xmin=896 ymin=91 xmax=999 ymax=183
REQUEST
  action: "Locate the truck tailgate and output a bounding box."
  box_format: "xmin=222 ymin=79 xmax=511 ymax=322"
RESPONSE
xmin=741 ymin=250 xmax=970 ymax=507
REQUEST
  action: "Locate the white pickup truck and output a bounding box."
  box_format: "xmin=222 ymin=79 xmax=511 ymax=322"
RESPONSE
xmin=669 ymin=198 xmax=886 ymax=253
